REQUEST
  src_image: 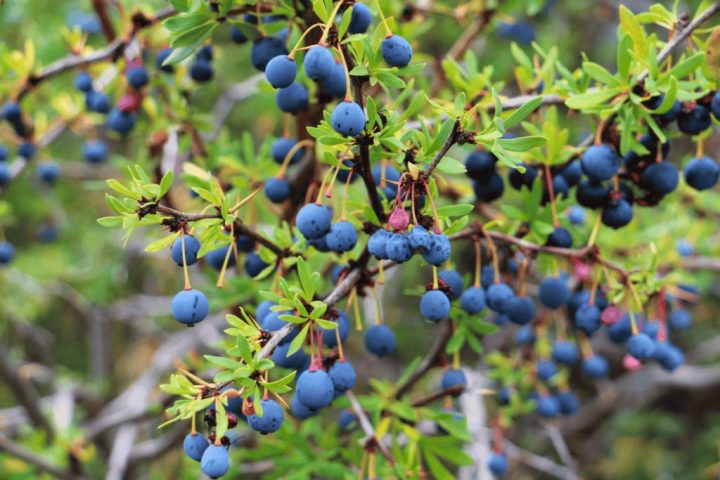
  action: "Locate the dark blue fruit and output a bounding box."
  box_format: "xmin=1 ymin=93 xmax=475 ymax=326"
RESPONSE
xmin=420 ymin=290 xmax=451 ymax=322
xmin=86 ymin=91 xmax=111 ymax=113
xmin=171 ymin=234 xmax=201 ymax=266
xmin=371 ymin=164 xmax=401 ymax=199
xmin=190 ymin=60 xmax=214 ymax=82
xmin=322 ymin=311 xmax=350 ymax=347
xmin=551 ymin=341 xmax=578 ymax=365
xmin=472 ymin=173 xmax=505 ymax=202
xmin=465 ymin=149 xmax=497 ymax=182
xmin=321 ymin=62 xmax=347 ymax=98
xmin=200 ymin=444 xmax=230 ymax=478
xmin=248 ymin=398 xmax=284 ymax=434
xmin=381 ymin=35 xmax=413 ymax=67
xmin=74 ymin=72 xmax=93 ymax=92
xmin=296 ymin=369 xmax=335 ymax=410
xmin=0 ymin=241 xmax=15 ymax=264
xmin=386 ymin=233 xmax=413 ymax=263
xmin=107 ymin=108 xmax=136 ymax=133
xmin=265 ymin=55 xmax=297 ymax=88
xmin=276 ymin=83 xmax=309 ymax=114
xmin=654 ymin=342 xmax=684 ymax=371
xmin=567 ymin=206 xmax=585 ymax=225
xmin=36 ymin=161 xmax=60 ymax=183
xmin=245 ymin=252 xmax=270 ymax=277
xmin=364 ymin=324 xmax=396 ymax=356
xmin=338 ymin=410 xmax=356 ymax=430
xmin=678 ymin=104 xmax=711 ymax=135
xmin=496 ymin=20 xmax=536 ymax=44
xmin=290 ymin=395 xmax=316 ymax=419
xmin=627 ymin=333 xmax=655 ymax=360
xmin=506 ymin=296 xmax=535 ymax=325
xmin=421 ymin=233 xmax=451 ymax=266
xmin=0 ymin=163 xmax=10 ymax=186
xmin=183 ymin=433 xmax=210 ymax=462
xmin=440 ymin=369 xmax=466 ymax=395
xmin=2 ymin=102 xmax=22 ymax=123
xmin=18 ymin=142 xmax=36 ymax=160
xmin=171 ymin=289 xmax=209 ymax=325
xmin=545 ymin=226 xmax=572 ymax=248
xmin=641 ymin=161 xmax=678 ymax=195
xmin=536 ymin=359 xmax=557 ymax=380
xmin=581 ymin=144 xmax=621 ymax=181
xmin=348 ymin=3 xmax=372 ymax=33
xmin=488 ymin=452 xmax=508 ymax=476
xmin=256 ymin=300 xmax=275 ymax=323
xmin=516 ymin=325 xmax=536 ymax=345
xmin=264 ymin=178 xmax=291 ymax=203
xmin=668 ymin=308 xmax=692 ymax=330
xmin=560 ymin=160 xmax=583 ymax=186
xmin=82 ymin=140 xmax=108 ymax=164
xmin=262 ymin=311 xmax=297 ymax=345
xmin=230 ymin=26 xmax=247 ymax=44
xmin=557 ymin=391 xmax=579 ymax=415
xmin=683 ymin=156 xmax=719 ymax=191
xmin=508 ymin=162 xmax=537 ymax=190
xmin=331 ymin=101 xmax=365 ymax=137
xmin=271 ymin=342 xmax=308 ymax=369
xmin=607 ymin=314 xmax=633 ymax=344
xmin=408 ymin=225 xmax=431 ymax=252
xmin=329 ymin=360 xmax=356 ymax=392
xmin=712 ymin=92 xmax=720 ymax=121
xmin=538 ymin=276 xmax=569 ymax=308
xmin=460 ymin=287 xmax=485 ymax=314
xmin=582 ymin=354 xmax=608 ymax=378
xmin=368 ymin=229 xmax=391 ymax=259
xmin=438 ymin=270 xmax=463 ymax=299
xmin=601 ymin=199 xmax=633 ymax=229
xmin=205 ymin=246 xmax=234 ymax=270
xmin=658 ymin=100 xmax=682 ymax=124
xmin=325 ymin=221 xmax=357 ymax=252
xmin=480 ymin=265 xmax=495 ymax=289
xmin=576 ymin=179 xmax=608 ymax=209
xmin=575 ymin=304 xmax=601 ymax=335
xmin=536 ymin=395 xmax=560 ymax=418
xmin=127 ymin=66 xmax=149 ymax=89
xmin=156 ymin=48 xmax=174 ymax=72
xmin=251 ymin=36 xmax=289 ymax=72
xmin=303 ymin=45 xmax=335 ymax=81
xmin=486 ymin=283 xmax=514 ymax=313
xmin=296 ymin=203 xmax=332 ymax=239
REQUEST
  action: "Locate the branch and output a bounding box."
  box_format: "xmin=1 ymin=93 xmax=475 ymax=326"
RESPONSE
xmin=91 ymin=0 xmax=117 ymax=42
xmin=447 ymin=6 xmax=498 ymax=60
xmin=346 ymin=390 xmax=395 ymax=465
xmin=0 ymin=434 xmax=84 ymax=480
xmin=457 ymin=369 xmax=493 ymax=480
xmin=544 ymin=424 xmax=579 ymax=479
xmin=424 ymin=119 xmax=463 ymax=176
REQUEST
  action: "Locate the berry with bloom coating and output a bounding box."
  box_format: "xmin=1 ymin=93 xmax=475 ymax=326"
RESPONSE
xmin=669 ymin=308 xmax=692 ymax=330
xmin=329 ymin=360 xmax=356 ymax=392
xmin=200 ymin=444 xmax=230 ymax=478
xmin=331 ymin=101 xmax=365 ymax=137
xmin=245 ymin=252 xmax=270 ymax=277
xmin=290 ymin=394 xmax=316 ymax=419
xmin=171 ymin=289 xmax=209 ymax=325
xmin=440 ymin=369 xmax=466 ymax=395
xmin=536 ymin=359 xmax=557 ymax=380
xmin=83 ymin=140 xmax=108 ymax=164
xmin=539 ymin=276 xmax=570 ymax=309
xmin=678 ymin=104 xmax=711 ymax=135
xmin=581 ymin=144 xmax=621 ymax=181
xmin=364 ymin=324 xmax=396 ymax=356
xmin=381 ymin=35 xmax=413 ymax=67
xmin=248 ymin=399 xmax=284 ymax=434
xmin=36 ymin=161 xmax=60 ymax=183
xmin=74 ymin=72 xmax=93 ymax=92
xmin=421 ymin=233 xmax=451 ymax=266
xmin=551 ymin=341 xmax=579 ymax=365
xmin=536 ymin=395 xmax=560 ymax=418
xmin=582 ymin=354 xmax=609 ymax=378
xmin=438 ymin=270 xmax=464 ymax=299
xmin=276 ymin=83 xmax=309 ymax=114
xmin=296 ymin=203 xmax=332 ymax=240
xmin=557 ymin=391 xmax=580 ymax=415
xmin=251 ymin=36 xmax=288 ymax=71
xmin=171 ymin=235 xmax=201 ymax=266
xmin=575 ymin=304 xmax=602 ymax=336
xmin=627 ymin=333 xmax=655 ymax=360
xmin=322 ymin=311 xmax=350 ymax=347
xmin=303 ymin=45 xmax=335 ymax=81
xmin=321 ymin=61 xmax=347 ymax=98
xmin=271 ymin=342 xmax=308 ymax=370
xmin=0 ymin=242 xmax=15 ymax=264
xmin=506 ymin=296 xmax=535 ymax=325
xmin=127 ymin=66 xmax=149 ymax=89
xmin=641 ymin=161 xmax=679 ymax=195
xmin=348 ymin=3 xmax=372 ymax=34
xmin=108 ymin=108 xmax=136 ymax=133
xmin=420 ymin=290 xmax=451 ymax=322
xmin=183 ymin=433 xmax=209 ymax=462
xmin=190 ymin=60 xmax=213 ymax=82
xmin=264 ymin=178 xmax=291 ymax=203
xmin=386 ymin=233 xmax=413 ymax=263
xmin=601 ymin=199 xmax=633 ymax=229
xmin=408 ymin=225 xmax=432 ymax=252
xmin=683 ymin=156 xmax=719 ymax=191
xmin=265 ymin=55 xmax=297 ymax=88
xmin=368 ymin=229 xmax=391 ymax=259
xmin=271 ymin=137 xmax=304 ymax=165
xmin=296 ymin=369 xmax=334 ymax=410
xmin=325 ymin=221 xmax=358 ymax=252
xmin=488 ymin=452 xmax=508 ymax=476
xmin=487 ymin=283 xmax=514 ymax=313
xmin=460 ymin=287 xmax=486 ymax=314
xmin=465 ymin=150 xmax=497 ymax=182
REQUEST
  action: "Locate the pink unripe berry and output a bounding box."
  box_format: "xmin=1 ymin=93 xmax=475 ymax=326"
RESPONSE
xmin=623 ymin=354 xmax=642 ymax=371
xmin=118 ymin=94 xmax=139 ymax=113
xmin=388 ymin=208 xmax=410 ymax=231
xmin=601 ymin=305 xmax=622 ymax=325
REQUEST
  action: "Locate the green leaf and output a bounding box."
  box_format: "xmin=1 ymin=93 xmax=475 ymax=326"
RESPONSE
xmin=375 ymin=70 xmax=406 ymax=89
xmin=107 ymin=179 xmax=141 ymax=200
xmin=159 ymin=170 xmax=174 ymax=197
xmin=669 ymin=53 xmax=705 ymax=79
xmin=145 ymin=233 xmax=178 ymax=253
xmin=496 ymin=136 xmax=546 ymax=152
xmin=163 ymin=13 xmax=212 ymax=33
xmin=97 ymin=216 xmax=124 ymax=227
xmin=435 ymin=156 xmax=466 ymax=175
xmin=435 ymin=204 xmax=474 ymax=217
xmin=204 ymin=355 xmax=242 ymax=370
xmin=503 ymin=96 xmax=543 ymax=129
xmin=565 ymin=87 xmax=620 ymax=110
xmin=287 ymin=323 xmax=309 ymax=356
xmin=583 ymin=61 xmax=620 ymax=86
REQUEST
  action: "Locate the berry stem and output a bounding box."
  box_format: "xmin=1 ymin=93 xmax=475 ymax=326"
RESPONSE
xmin=370 ymin=286 xmax=383 ymax=325
xmin=577 ymin=331 xmax=593 ymax=359
xmin=216 ymin=224 xmax=236 ymax=288
xmin=372 ymin=0 xmax=392 ymax=36
xmin=410 ymin=182 xmax=419 ymax=226
xmin=277 ymin=139 xmax=314 ymax=178
xmin=315 ymin=163 xmax=335 ymax=204
xmin=324 ymin=160 xmax=345 ymax=198
xmin=378 ymin=260 xmax=384 ymax=285
xmin=472 ymin=236 xmax=482 ymax=288
xmin=588 ymin=270 xmax=599 ymax=306
xmin=319 ymin=1 xmax=346 ymax=45
xmin=335 ymin=322 xmax=345 ymax=361
xmin=587 ymin=211 xmax=602 ymax=247
xmin=368 ymin=452 xmax=376 ymax=480
xmin=177 ymin=366 xmax=215 ymax=388
xmin=180 ymin=231 xmax=192 ymax=290
xmin=422 ymin=181 xmax=442 ymax=233
xmin=593 ymin=119 xmax=606 ymax=145
xmin=696 ymin=138 xmax=704 ymax=158
xmin=481 ymin=228 xmax=501 ymax=284
xmin=288 ymin=23 xmax=326 ymax=58
xmin=658 ymin=287 xmax=668 ymax=342
xmin=432 ymin=265 xmax=439 ymax=289
xmin=452 ymin=351 xmax=460 ymax=369
xmin=518 ymin=254 xmax=529 ymax=297
xmin=335 ymin=46 xmax=353 ymax=103
xmin=543 ymin=164 xmax=559 ymax=227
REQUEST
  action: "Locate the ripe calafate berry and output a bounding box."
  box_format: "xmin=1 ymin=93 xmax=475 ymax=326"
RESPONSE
xmin=576 ymin=179 xmax=608 ymax=208
xmin=127 ymin=66 xmax=149 ymax=89
xmin=560 ymin=160 xmax=583 ymax=186
xmin=545 ymin=226 xmax=572 ymax=248
xmin=669 ymin=308 xmax=692 ymax=330
xmin=190 ymin=60 xmax=214 ymax=82
xmin=296 ymin=203 xmax=332 ymax=240
xmin=508 ymin=162 xmax=537 ymax=190
xmin=678 ymin=104 xmax=711 ymax=135
xmin=364 ymin=324 xmax=396 ymax=356
xmin=205 ymin=246 xmax=234 ymax=270
xmin=264 ymin=178 xmax=291 ymax=203
xmin=322 ymin=311 xmax=350 ymax=347
xmin=575 ymin=303 xmax=602 ymax=335
xmin=438 ymin=270 xmax=464 ymax=299
xmin=465 ymin=149 xmax=497 ymax=182
xmin=325 ymin=221 xmax=358 ymax=252
xmin=654 ymin=342 xmax=684 ymax=371
xmin=1 ymin=102 xmax=21 ymax=123
xmin=486 ymin=283 xmax=514 ymax=313
xmin=36 ymin=161 xmax=60 ymax=183
xmin=303 ymin=45 xmax=335 ymax=81
xmin=296 ymin=369 xmax=335 ymax=410
xmin=601 ymin=199 xmax=633 ymax=229
xmin=408 ymin=225 xmax=432 ymax=253
xmin=581 ymin=144 xmax=621 ymax=181
xmin=321 ymin=62 xmax=347 ymax=98
xmin=472 ymin=173 xmax=505 ymax=202
xmin=516 ymin=325 xmax=536 ymax=345
xmin=536 ymin=395 xmax=560 ymax=418
xmin=107 ymin=108 xmax=136 ymax=133
xmin=290 ymin=395 xmax=316 ymax=419
xmin=86 ymin=91 xmax=111 ymax=113
xmin=248 ymin=399 xmax=284 ymax=434
xmin=245 ymin=252 xmax=270 ymax=277
xmin=348 ymin=3 xmax=372 ymax=34
xmin=265 ymin=55 xmax=297 ymax=88
xmin=251 ymin=36 xmax=289 ymax=71
xmin=183 ymin=433 xmax=209 ymax=462
xmin=0 ymin=241 xmax=15 ymax=264
xmin=74 ymin=72 xmax=93 ymax=92
xmin=538 ymin=276 xmax=570 ymax=309
xmin=381 ymin=35 xmax=413 ymax=67
xmin=440 ymin=369 xmax=466 ymax=395
xmin=271 ymin=137 xmax=303 ymax=164
xmin=420 ymin=289 xmax=451 ymax=322
xmin=488 ymin=452 xmax=508 ymax=476
xmin=421 ymin=233 xmax=451 ymax=266
xmin=18 ymin=142 xmax=36 ymax=160
xmin=551 ymin=341 xmax=579 ymax=365
xmin=82 ymin=140 xmax=108 ymax=164
xmin=171 ymin=289 xmax=209 ymax=325
xmin=460 ymin=287 xmax=486 ymax=314
xmin=331 ymin=101 xmax=365 ymax=137
xmin=329 ymin=360 xmax=356 ymax=392
xmin=271 ymin=342 xmax=308 ymax=370
xmin=567 ymin=206 xmax=585 ymax=225
xmin=368 ymin=229 xmax=391 ymax=259
xmin=506 ymin=296 xmax=535 ymax=325
xmin=627 ymin=333 xmax=655 ymax=360
xmin=536 ymin=359 xmax=557 ymax=380
xmin=171 ymin=234 xmax=201 ymax=266
xmin=371 ymin=164 xmax=401 ymax=198
xmin=156 ymin=48 xmax=174 ymax=72
xmin=641 ymin=161 xmax=679 ymax=195
xmin=386 ymin=233 xmax=413 ymax=263
xmin=557 ymin=391 xmax=579 ymax=415
xmin=262 ymin=311 xmax=298 ymax=345
xmin=683 ymin=156 xmax=719 ymax=191
xmin=582 ymin=354 xmax=609 ymax=378
xmin=200 ymin=444 xmax=230 ymax=478
xmin=276 ymin=83 xmax=309 ymax=114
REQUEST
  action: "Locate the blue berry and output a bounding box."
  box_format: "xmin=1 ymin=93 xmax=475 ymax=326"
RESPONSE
xmin=262 ymin=311 xmax=297 ymax=345
xmin=248 ymin=398 xmax=284 ymax=434
xmin=82 ymin=140 xmax=108 ymax=164
xmin=465 ymin=149 xmax=496 ymax=181
xmin=36 ymin=161 xmax=60 ymax=183
xmin=348 ymin=3 xmax=372 ymax=33
xmin=171 ymin=234 xmax=201 ymax=266
xmin=200 ymin=445 xmax=230 ymax=478
xmin=264 ymin=178 xmax=291 ymax=203
xmin=18 ymin=142 xmax=36 ymax=160
xmin=386 ymin=233 xmax=413 ymax=263
xmin=480 ymin=265 xmax=496 ymax=289
xmin=296 ymin=369 xmax=335 ymax=410
xmin=183 ymin=433 xmax=209 ymax=462
xmin=265 ymin=55 xmax=297 ymax=88
xmin=296 ymin=203 xmax=332 ymax=240
xmin=206 ymin=245 xmax=235 ymax=270
xmin=575 ymin=303 xmax=601 ymax=336
xmin=338 ymin=410 xmax=356 ymax=430
xmin=321 ymin=62 xmax=347 ymax=98
xmin=325 ymin=221 xmax=357 ymax=252
xmin=508 ymin=162 xmax=537 ymax=190
xmin=641 ymin=161 xmax=678 ymax=195
xmin=0 ymin=241 xmax=16 ymax=264
xmin=546 ymin=226 xmax=572 ymax=248
xmin=557 ymin=391 xmax=579 ymax=415
xmin=683 ymin=156 xmax=719 ymax=191
xmin=668 ymin=308 xmax=692 ymax=330
xmin=496 ymin=20 xmax=536 ymax=44
xmin=303 ymin=45 xmax=335 ymax=81
xmin=272 ymin=137 xmax=303 ymax=165
xmin=0 ymin=145 xmax=7 ymax=162
xmin=290 ymin=394 xmax=316 ymax=419
xmin=654 ymin=342 xmax=684 ymax=371
xmin=460 ymin=287 xmax=485 ymax=314
xmin=440 ymin=369 xmax=466 ymax=395
xmin=472 ymin=173 xmax=505 ymax=202
xmin=107 ymin=108 xmax=136 ymax=133
xmin=582 ymin=354 xmax=608 ymax=378
xmin=271 ymin=342 xmax=308 ymax=370
xmin=516 ymin=325 xmax=536 ymax=345
xmin=421 ymin=233 xmax=451 ymax=266
xmin=127 ymin=66 xmax=149 ymax=89
xmin=536 ymin=359 xmax=557 ymax=380
xmin=488 ymin=452 xmax=508 ymax=476
xmin=364 ymin=324 xmax=396 ymax=356
xmin=659 ymin=100 xmax=682 ymax=123
xmin=420 ymin=289 xmax=451 ymax=322
xmin=560 ymin=160 xmax=583 ymax=186
xmin=276 ymin=83 xmax=309 ymax=114
xmin=368 ymin=229 xmax=391 ymax=259
xmin=678 ymin=104 xmax=711 ymax=135
xmin=627 ymin=333 xmax=655 ymax=360
xmin=329 ymin=360 xmax=356 ymax=392
xmin=381 ymin=35 xmax=413 ymax=67
xmin=536 ymin=395 xmax=560 ymax=418
xmin=171 ymin=289 xmax=209 ymax=325
xmin=2 ymin=102 xmax=22 ymax=123
xmin=581 ymin=144 xmax=621 ymax=181
xmin=331 ymin=101 xmax=365 ymax=137
xmin=190 ymin=60 xmax=214 ymax=82
xmin=251 ymin=36 xmax=289 ymax=72
xmin=74 ymin=72 xmax=93 ymax=92
xmin=506 ymin=296 xmax=535 ymax=325
xmin=539 ymin=276 xmax=570 ymax=309
xmin=408 ymin=225 xmax=431 ymax=252
xmin=156 ymin=48 xmax=174 ymax=72
xmin=576 ymin=179 xmax=608 ymax=209
xmin=438 ymin=270 xmax=463 ymax=299
xmin=256 ymin=300 xmax=275 ymax=323
xmin=551 ymin=341 xmax=578 ymax=365
xmin=245 ymin=252 xmax=270 ymax=277
xmin=676 ymin=240 xmax=694 ymax=257
xmin=322 ymin=310 xmax=350 ymax=347
xmin=371 ymin=164 xmax=401 ymax=199
xmin=86 ymin=91 xmax=111 ymax=113
xmin=567 ymin=206 xmax=585 ymax=225
xmin=230 ymin=25 xmax=247 ymax=44
xmin=607 ymin=314 xmax=633 ymax=344
xmin=601 ymin=199 xmax=633 ymax=229
xmin=486 ymin=283 xmax=514 ymax=313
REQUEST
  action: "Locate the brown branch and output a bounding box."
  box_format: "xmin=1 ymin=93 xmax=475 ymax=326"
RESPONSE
xmin=447 ymin=5 xmax=498 ymax=60
xmin=424 ymin=118 xmax=463 ymax=176
xmin=411 ymin=386 xmax=464 ymax=407
xmin=92 ymin=0 xmax=117 ymax=42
